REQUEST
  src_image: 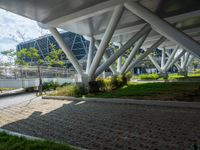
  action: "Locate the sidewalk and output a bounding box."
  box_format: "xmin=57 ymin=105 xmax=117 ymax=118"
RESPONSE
xmin=0 ymin=88 xmax=25 ymax=97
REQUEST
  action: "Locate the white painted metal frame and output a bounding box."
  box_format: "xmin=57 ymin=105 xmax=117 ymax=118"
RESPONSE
xmin=88 ymin=5 xmax=124 ymax=79
xmin=95 ymin=24 xmax=151 ymax=77
xmin=124 ymin=2 xmax=200 ymax=58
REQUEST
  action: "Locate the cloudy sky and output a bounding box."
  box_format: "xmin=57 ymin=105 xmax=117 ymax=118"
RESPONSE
xmin=0 ymin=8 xmax=49 ymax=52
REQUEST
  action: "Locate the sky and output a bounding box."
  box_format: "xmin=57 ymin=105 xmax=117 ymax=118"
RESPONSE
xmin=0 ymin=8 xmax=49 ymax=52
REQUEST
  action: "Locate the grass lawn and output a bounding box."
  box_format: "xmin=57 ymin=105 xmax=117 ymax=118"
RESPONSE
xmin=0 ymin=88 xmax=15 ymax=92
xmin=89 ymin=82 xmax=200 ymax=101
xmin=0 ymin=132 xmax=76 ymax=150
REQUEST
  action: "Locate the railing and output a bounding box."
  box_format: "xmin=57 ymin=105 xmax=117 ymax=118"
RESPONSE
xmin=0 ymin=65 xmax=83 ymax=88
xmin=0 ymin=65 xmax=76 ymax=79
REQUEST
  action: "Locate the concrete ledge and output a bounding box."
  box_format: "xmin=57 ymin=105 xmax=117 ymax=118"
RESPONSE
xmin=42 ymin=96 xmax=200 ymax=109
xmin=0 ymin=88 xmax=26 ymax=97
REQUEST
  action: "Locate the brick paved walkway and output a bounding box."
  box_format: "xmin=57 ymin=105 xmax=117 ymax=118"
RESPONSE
xmin=0 ymin=98 xmax=200 ymax=150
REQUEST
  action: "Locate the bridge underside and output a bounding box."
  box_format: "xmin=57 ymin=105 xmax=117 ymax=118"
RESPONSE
xmin=0 ymin=0 xmax=200 ymax=82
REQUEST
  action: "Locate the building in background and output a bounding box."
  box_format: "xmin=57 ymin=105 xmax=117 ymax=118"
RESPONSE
xmin=17 ymin=32 xmax=89 ymax=70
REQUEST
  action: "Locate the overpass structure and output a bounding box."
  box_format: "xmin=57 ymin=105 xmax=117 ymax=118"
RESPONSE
xmin=0 ymin=0 xmax=199 ymax=82
xmin=0 ymin=66 xmax=79 ymax=88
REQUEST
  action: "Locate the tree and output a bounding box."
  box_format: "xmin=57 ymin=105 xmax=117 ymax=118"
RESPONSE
xmin=16 ymin=46 xmax=66 ymax=94
xmin=1 ymin=49 xmax=16 ymax=65
xmin=16 ymin=48 xmax=44 ymax=94
xmin=45 ymin=44 xmax=65 ymax=68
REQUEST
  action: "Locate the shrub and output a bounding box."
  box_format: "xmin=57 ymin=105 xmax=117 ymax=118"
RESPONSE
xmin=42 ymin=81 xmax=59 ymax=91
xmin=137 ymin=73 xmax=160 ymax=80
xmin=54 ymin=84 xmax=86 ymax=97
xmin=125 ymin=71 xmax=132 ymax=81
xmin=89 ymin=75 xmax=128 ymax=93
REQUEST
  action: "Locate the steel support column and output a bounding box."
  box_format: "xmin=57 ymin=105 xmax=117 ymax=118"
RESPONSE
xmin=49 ymin=27 xmax=85 ymax=76
xmin=166 ymin=50 xmax=186 ymax=71
xmin=161 ymin=48 xmax=166 ymax=68
xmin=86 ymin=36 xmax=94 ymax=73
xmin=120 ymin=31 xmax=150 ymax=74
xmin=95 ymin=41 xmax=117 ymax=75
xmin=124 ymin=2 xmax=200 ymax=58
xmin=148 ymin=54 xmax=162 ymax=72
xmin=182 ymin=52 xmax=190 ymax=69
xmin=126 ymin=37 xmax=166 ymax=72
xmin=88 ymin=5 xmax=124 ymax=80
xmin=166 ymin=51 xmax=181 ymax=70
xmin=186 ymin=55 xmax=195 ymax=66
xmin=95 ymin=24 xmax=151 ymax=77
xmin=162 ymin=45 xmax=179 ymax=71
xmin=117 ymin=43 xmax=122 ymax=73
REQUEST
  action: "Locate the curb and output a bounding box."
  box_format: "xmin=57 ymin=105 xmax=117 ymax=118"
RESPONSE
xmin=42 ymin=96 xmax=200 ymax=109
xmin=0 ymin=128 xmax=87 ymax=150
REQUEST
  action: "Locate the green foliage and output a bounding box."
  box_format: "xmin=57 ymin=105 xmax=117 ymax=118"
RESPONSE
xmin=193 ymin=69 xmax=200 ymax=74
xmin=90 ymin=82 xmax=200 ymax=101
xmin=45 ymin=44 xmax=65 ymax=67
xmin=42 ymin=81 xmax=60 ymax=91
xmin=168 ymin=74 xmax=185 ymax=80
xmin=0 ymin=88 xmax=15 ymax=92
xmin=16 ymin=48 xmax=44 ymax=66
xmin=125 ymin=71 xmax=132 ymax=81
xmin=134 ymin=73 xmax=160 ymax=80
xmin=52 ymin=84 xmax=86 ymax=97
xmin=90 ymin=75 xmax=128 ymax=93
xmin=1 ymin=49 xmax=16 ymax=65
xmin=0 ymin=132 xmax=76 ymax=150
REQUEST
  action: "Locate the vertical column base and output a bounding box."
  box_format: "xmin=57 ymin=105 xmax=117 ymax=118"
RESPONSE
xmin=159 ymin=72 xmax=168 ymax=79
xmin=178 ymin=70 xmax=188 ymax=77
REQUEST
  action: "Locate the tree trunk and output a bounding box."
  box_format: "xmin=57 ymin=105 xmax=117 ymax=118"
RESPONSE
xmin=38 ymin=65 xmax=42 ymax=95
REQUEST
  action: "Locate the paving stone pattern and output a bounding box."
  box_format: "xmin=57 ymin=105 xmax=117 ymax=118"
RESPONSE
xmin=0 ymin=99 xmax=200 ymax=150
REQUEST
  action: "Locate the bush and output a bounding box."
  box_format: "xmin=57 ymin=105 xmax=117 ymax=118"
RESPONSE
xmin=42 ymin=81 xmax=59 ymax=91
xmin=136 ymin=73 xmax=160 ymax=80
xmin=53 ymin=84 xmax=86 ymax=97
xmin=125 ymin=71 xmax=132 ymax=81
xmin=89 ymin=75 xmax=128 ymax=93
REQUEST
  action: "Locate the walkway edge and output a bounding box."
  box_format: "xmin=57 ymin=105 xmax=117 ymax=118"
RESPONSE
xmin=42 ymin=96 xmax=200 ymax=109
xmin=0 ymin=128 xmax=87 ymax=150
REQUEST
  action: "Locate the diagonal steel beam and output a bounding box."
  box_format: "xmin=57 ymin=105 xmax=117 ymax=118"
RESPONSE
xmin=166 ymin=50 xmax=186 ymax=71
xmin=125 ymin=37 xmax=166 ymax=72
xmin=124 ymin=2 xmax=200 ymax=58
xmin=94 ymin=24 xmax=151 ymax=77
xmin=120 ymin=30 xmax=150 ymax=74
xmin=49 ymin=27 xmax=85 ymax=76
xmin=88 ymin=5 xmax=124 ymax=80
xmin=166 ymin=51 xmax=181 ymax=70
xmin=162 ymin=45 xmax=179 ymax=71
xmin=86 ymin=36 xmax=94 ymax=73
xmin=182 ymin=52 xmax=190 ymax=69
xmin=148 ymin=54 xmax=162 ymax=72
xmin=95 ymin=41 xmax=117 ymax=75
xmin=186 ymin=55 xmax=195 ymax=66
